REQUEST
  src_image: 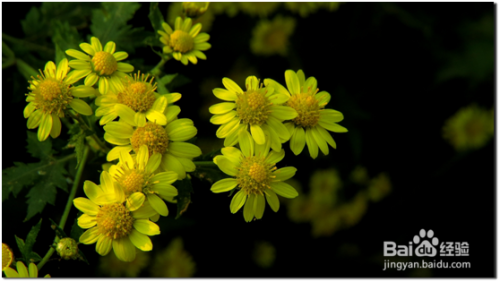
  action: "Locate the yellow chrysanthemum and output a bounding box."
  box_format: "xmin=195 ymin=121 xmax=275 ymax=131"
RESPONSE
xmin=109 ymin=144 xmax=178 ymax=218
xmin=266 ymin=69 xmax=348 ymax=159
xmin=103 ymin=116 xmax=201 ymax=180
xmin=3 ymin=261 xmax=50 ymax=278
xmin=66 ymin=37 xmax=134 ymax=95
xmin=210 ymin=76 xmax=297 ymax=152
xmin=2 ymin=243 xmax=13 ymax=271
xmin=250 ymin=15 xmax=296 ymax=57
xmin=158 ymin=17 xmax=211 ymax=65
xmin=239 ymin=2 xmax=280 ymax=17
xmin=95 ymin=72 xmax=180 ymax=127
xmin=211 ymin=141 xmax=298 ymax=222
xmin=24 ymin=59 xmax=95 ymax=141
xmin=73 ymin=171 xmax=161 ymax=262
xmin=150 ymin=237 xmax=196 ymax=277
xmin=442 ymin=104 xmax=494 ymax=151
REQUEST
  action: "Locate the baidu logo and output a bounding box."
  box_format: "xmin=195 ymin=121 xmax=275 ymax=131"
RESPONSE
xmin=413 ymin=229 xmax=439 ymax=257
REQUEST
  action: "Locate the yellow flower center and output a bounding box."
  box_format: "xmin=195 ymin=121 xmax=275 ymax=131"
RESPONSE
xmin=286 ymin=92 xmax=321 ymax=128
xmin=2 ymin=243 xmax=13 ymax=270
xmin=236 ymin=156 xmax=276 ymax=195
xmin=116 ymin=169 xmax=150 ymax=196
xmin=116 ymin=73 xmax=157 ymax=113
xmin=170 ymin=30 xmax=194 ymax=53
xmin=96 ymin=203 xmax=134 ymax=239
xmin=32 ymin=77 xmax=72 ymax=115
xmin=236 ymin=90 xmax=270 ymax=125
xmin=92 ymin=51 xmax=118 ymax=76
xmin=131 ymin=122 xmax=169 ymax=156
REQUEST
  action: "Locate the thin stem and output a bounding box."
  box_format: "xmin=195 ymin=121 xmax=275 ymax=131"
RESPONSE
xmin=37 ymin=145 xmax=90 ymax=272
xmin=68 ymin=112 xmax=110 ymax=153
xmin=193 ymin=161 xmax=217 ymax=167
xmin=149 ymin=57 xmax=168 ymax=77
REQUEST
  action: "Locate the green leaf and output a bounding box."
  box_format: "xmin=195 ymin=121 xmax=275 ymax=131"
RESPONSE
xmin=148 ymin=3 xmax=165 ymax=32
xmin=2 ymin=41 xmax=15 ymax=59
xmin=21 ymin=6 xmax=43 ymax=37
xmin=49 ymin=218 xmax=68 ymax=238
xmin=68 ymin=124 xmax=86 ymax=168
xmin=25 ymin=161 xmax=68 ymax=221
xmin=90 ymin=2 xmax=151 ymax=53
xmin=26 ymin=131 xmax=53 ymax=160
xmin=15 ymin=219 xmax=43 ymax=263
xmin=160 ymin=73 xmax=178 ymax=85
xmin=16 ymin=58 xmax=39 ymax=80
xmin=52 ymin=20 xmax=83 ymax=63
xmin=174 ymin=178 xmax=193 ymax=219
xmin=3 ymin=162 xmax=38 ymax=200
xmin=70 ymin=215 xmax=84 ymax=241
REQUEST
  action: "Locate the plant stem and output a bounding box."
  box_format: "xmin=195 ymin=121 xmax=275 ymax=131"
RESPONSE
xmin=193 ymin=161 xmax=217 ymax=167
xmin=68 ymin=112 xmax=110 ymax=153
xmin=37 ymin=145 xmax=90 ymax=272
xmin=150 ymin=58 xmax=168 ymax=77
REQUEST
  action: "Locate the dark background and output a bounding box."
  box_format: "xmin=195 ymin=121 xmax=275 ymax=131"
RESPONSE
xmin=2 ymin=2 xmax=495 ymax=278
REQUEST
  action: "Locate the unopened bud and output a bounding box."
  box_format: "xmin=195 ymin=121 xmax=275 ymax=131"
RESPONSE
xmin=56 ymin=238 xmax=79 ymax=260
xmin=182 ymin=2 xmax=209 ymax=18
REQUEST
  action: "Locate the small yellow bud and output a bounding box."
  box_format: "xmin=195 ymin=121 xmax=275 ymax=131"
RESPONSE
xmin=182 ymin=2 xmax=209 ymax=18
xmin=56 ymin=238 xmax=80 ymax=260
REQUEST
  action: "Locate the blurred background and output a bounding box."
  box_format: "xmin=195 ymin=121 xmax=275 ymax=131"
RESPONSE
xmin=2 ymin=2 xmax=495 ymax=278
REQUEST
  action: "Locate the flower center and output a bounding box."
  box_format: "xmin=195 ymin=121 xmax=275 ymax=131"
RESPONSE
xmin=2 ymin=243 xmax=13 ymax=270
xmin=286 ymin=92 xmax=321 ymax=127
xmin=96 ymin=203 xmax=134 ymax=239
xmin=170 ymin=30 xmax=194 ymax=53
xmin=236 ymin=90 xmax=270 ymax=125
xmin=116 ymin=73 xmax=158 ymax=112
xmin=116 ymin=169 xmax=150 ymax=197
xmin=92 ymin=51 xmax=118 ymax=76
xmin=236 ymin=156 xmax=276 ymax=195
xmin=32 ymin=77 xmax=72 ymax=115
xmin=131 ymin=122 xmax=169 ymax=156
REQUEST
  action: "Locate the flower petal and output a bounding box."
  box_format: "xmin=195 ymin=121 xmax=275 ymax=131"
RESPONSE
xmin=69 ymin=99 xmax=93 ymax=116
xmin=73 ymin=197 xmax=99 ymax=215
xmin=250 ymin=124 xmax=265 ymax=145
xmin=37 ymin=113 xmax=52 ymax=141
xmin=216 ymin=156 xmax=238 ymax=176
xmin=160 ymin=154 xmax=186 ymax=179
xmin=318 ymin=120 xmax=348 ymax=133
xmin=56 ymin=58 xmax=69 ymax=80
xmin=254 ymin=194 xmax=265 ymax=220
xmin=104 ymin=41 xmax=116 ymax=54
xmin=305 ymin=128 xmax=319 ymax=159
xmin=270 ymin=106 xmax=297 ymax=121
xmin=133 ymin=219 xmax=161 ymax=236
xmin=79 ymin=227 xmax=99 ymax=244
xmin=117 ymin=62 xmax=134 ymax=73
xmin=168 ymin=142 xmax=202 ymax=159
xmin=72 ymin=85 xmax=96 ymax=97
xmin=78 ymin=214 xmax=97 ymax=229
xmin=221 ymin=146 xmax=242 ymax=165
xmin=85 ymin=72 xmax=99 ymax=86
xmin=211 ymin=178 xmax=238 ymax=193
xmin=230 ymin=190 xmax=247 ymax=213
xmin=209 ymin=102 xmax=236 ymax=115
xmin=126 ymin=192 xmax=146 ymax=212
xmin=129 ymin=229 xmax=152 ymax=251
xmin=113 ymin=51 xmax=128 ymax=61
xmin=16 ymin=261 xmax=28 ymax=278
xmin=146 ymin=110 xmax=167 ymax=125
xmin=271 ymin=182 xmax=299 ymax=198
xmin=264 ymin=190 xmax=280 ymax=212
xmin=146 ymin=153 xmax=162 ymax=173
xmin=239 ymin=129 xmax=254 ymax=158
xmin=285 ymin=70 xmax=300 ymax=95
xmin=243 ymin=194 xmax=255 ymax=222
xmin=27 ymin=110 xmax=43 ymax=129
xmin=104 ymin=122 xmax=134 ymax=139
xmin=222 ymin=77 xmax=243 ymax=94
xmin=273 ymin=167 xmax=297 ymax=182
xmin=147 ymin=194 xmax=168 ymax=216
xmin=213 ymin=88 xmax=237 ymax=101
xmin=290 ymin=126 xmax=306 ymax=155
xmin=312 ymin=126 xmax=329 ymax=155
xmin=112 ymin=237 xmax=136 ymax=262
xmin=210 ymin=111 xmax=236 ymax=125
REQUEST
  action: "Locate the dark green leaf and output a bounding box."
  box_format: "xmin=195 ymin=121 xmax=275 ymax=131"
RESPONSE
xmin=21 ymin=7 xmax=43 ymax=37
xmin=160 ymin=73 xmax=178 ymax=85
xmin=49 ymin=218 xmax=68 ymax=238
xmin=52 ymin=20 xmax=83 ymax=63
xmin=90 ymin=2 xmax=150 ymax=53
xmin=15 ymin=235 xmax=26 ymax=262
xmin=26 ymin=131 xmax=53 ymax=160
xmin=78 ymin=249 xmax=90 ymax=265
xmin=2 ymin=41 xmax=15 ymax=59
xmin=16 ymin=58 xmax=39 ymax=80
xmin=174 ymin=178 xmax=193 ymax=219
xmin=149 ymin=3 xmax=165 ymax=33
xmin=168 ymin=74 xmax=191 ymax=91
xmin=40 ymin=2 xmax=99 ymax=28
xmin=68 ymin=124 xmax=86 ymax=168
xmin=15 ymin=219 xmax=42 ymax=263
xmin=28 ymin=252 xmax=42 ymax=263
xmin=2 ymin=162 xmax=38 ymax=199
xmin=70 ymin=215 xmax=84 ymax=241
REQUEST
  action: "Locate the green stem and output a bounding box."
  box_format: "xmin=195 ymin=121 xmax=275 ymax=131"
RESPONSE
xmin=68 ymin=112 xmax=110 ymax=153
xmin=2 ymin=33 xmax=54 ymax=56
xmin=193 ymin=161 xmax=217 ymax=167
xmin=37 ymin=145 xmax=90 ymax=272
xmin=150 ymin=58 xmax=168 ymax=77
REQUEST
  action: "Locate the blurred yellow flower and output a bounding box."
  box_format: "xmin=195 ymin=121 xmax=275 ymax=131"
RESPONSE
xmin=99 ymin=249 xmax=150 ymax=277
xmin=253 ymin=241 xmax=276 ymax=268
xmin=338 ymin=192 xmax=368 ymax=227
xmin=367 ymin=173 xmax=392 ymax=203
xmin=250 ymin=15 xmax=296 ymax=57
xmin=183 ymin=2 xmax=209 ymax=18
xmin=309 ymin=168 xmax=342 ymax=208
xmin=158 ymin=17 xmax=211 ymax=65
xmin=239 ymin=2 xmax=280 ymax=17
xmin=442 ymin=104 xmax=494 ymax=151
xmin=150 ymin=237 xmax=196 ymax=277
xmin=211 ymin=2 xmax=239 ymax=17
xmin=3 ymin=261 xmax=50 ymax=278
xmin=25 ymin=59 xmax=95 ymax=141
xmin=349 ymin=165 xmax=369 ymax=185
xmin=66 ymin=37 xmax=134 ymax=95
xmin=285 ymin=2 xmax=320 ymax=18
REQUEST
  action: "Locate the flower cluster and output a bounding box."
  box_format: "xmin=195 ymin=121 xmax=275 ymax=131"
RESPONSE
xmin=209 ymin=70 xmax=347 ymax=222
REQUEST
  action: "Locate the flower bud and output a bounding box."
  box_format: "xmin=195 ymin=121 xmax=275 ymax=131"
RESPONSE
xmin=56 ymin=238 xmax=79 ymax=260
xmin=182 ymin=2 xmax=209 ymax=18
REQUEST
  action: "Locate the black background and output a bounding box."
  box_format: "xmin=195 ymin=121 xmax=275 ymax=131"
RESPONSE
xmin=2 ymin=2 xmax=495 ymax=278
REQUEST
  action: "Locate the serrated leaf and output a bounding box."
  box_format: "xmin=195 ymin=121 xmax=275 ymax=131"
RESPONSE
xmin=70 ymin=215 xmax=84 ymax=241
xmin=174 ymin=178 xmax=193 ymax=219
xmin=148 ymin=3 xmax=165 ymax=32
xmin=90 ymin=2 xmax=150 ymax=53
xmin=28 ymin=252 xmax=42 ymax=263
xmin=68 ymin=124 xmax=86 ymax=168
xmin=3 ymin=162 xmax=40 ymax=199
xmin=21 ymin=6 xmax=43 ymax=37
xmin=40 ymin=2 xmax=99 ymax=28
xmin=15 ymin=235 xmax=26 ymax=262
xmin=15 ymin=219 xmax=42 ymax=263
xmin=52 ymin=21 xmax=83 ymax=63
xmin=26 ymin=131 xmax=53 ymax=160
xmin=25 ymin=162 xmax=68 ymax=221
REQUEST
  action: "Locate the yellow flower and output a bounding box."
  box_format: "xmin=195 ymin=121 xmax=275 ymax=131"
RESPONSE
xmin=99 ymin=249 xmax=150 ymax=277
xmin=349 ymin=165 xmax=369 ymax=185
xmin=285 ymin=2 xmax=320 ymax=18
xmin=103 ymin=117 xmax=201 ymax=180
xmin=109 ymin=144 xmax=178 ymax=218
xmin=211 ymin=141 xmax=299 ymax=222
xmin=253 ymin=241 xmax=276 ymax=269
xmin=66 ymin=37 xmax=134 ymax=95
xmin=309 ymin=168 xmax=342 ymax=208
xmin=367 ymin=173 xmax=391 ymax=203
xmin=210 ymin=76 xmax=297 ymax=152
xmin=338 ymin=192 xmax=368 ymax=227
xmin=2 ymin=243 xmax=13 ymax=271
xmin=73 ymin=171 xmax=161 ymax=262
xmin=24 ymin=59 xmax=95 ymax=141
xmin=150 ymin=237 xmax=196 ymax=277
xmin=266 ymin=70 xmax=348 ymax=159
xmin=239 ymin=2 xmax=280 ymax=17
xmin=3 ymin=261 xmax=50 ymax=278
xmin=211 ymin=2 xmax=239 ymax=17
xmin=250 ymin=15 xmax=296 ymax=57
xmin=95 ymin=72 xmax=179 ymax=127
xmin=442 ymin=104 xmax=494 ymax=151
xmin=183 ymin=2 xmax=209 ymax=18
xmin=158 ymin=17 xmax=211 ymax=65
